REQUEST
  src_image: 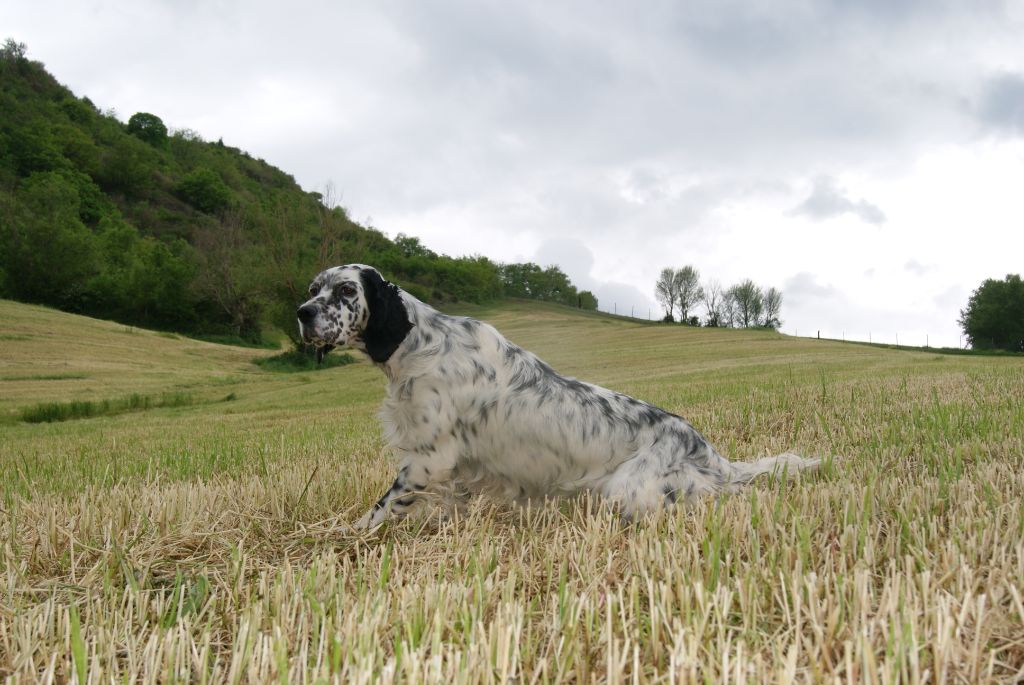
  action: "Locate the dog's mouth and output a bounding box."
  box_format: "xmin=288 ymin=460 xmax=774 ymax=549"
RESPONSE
xmin=300 ymin=330 xmax=335 ymax=363
xmin=315 ymin=344 xmax=335 ymax=363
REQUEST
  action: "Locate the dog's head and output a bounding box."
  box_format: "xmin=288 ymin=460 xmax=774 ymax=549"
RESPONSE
xmin=297 ymin=264 xmax=413 ymax=363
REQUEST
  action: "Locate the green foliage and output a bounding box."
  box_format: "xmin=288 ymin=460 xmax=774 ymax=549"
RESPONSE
xmin=730 ymin=280 xmax=764 ymax=329
xmin=959 ymin=274 xmax=1024 ymax=352
xmin=0 ymin=172 xmax=101 ymax=309
xmin=499 ymin=263 xmax=582 ymax=307
xmin=175 ymin=167 xmax=234 ymax=214
xmin=0 ymin=42 xmax=595 ymax=343
xmin=19 ymin=392 xmax=198 ymax=423
xmin=578 ymin=290 xmax=598 ymax=310
xmin=97 ymin=136 xmax=156 ymax=197
xmin=127 ymin=112 xmax=168 ymax=147
xmin=1 ymin=38 xmax=27 ymax=62
xmin=253 ymin=348 xmax=357 ymax=372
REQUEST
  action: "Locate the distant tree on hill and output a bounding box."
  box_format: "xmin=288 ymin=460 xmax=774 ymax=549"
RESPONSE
xmin=394 ymin=233 xmax=438 ymax=259
xmin=578 ymin=290 xmax=598 ymax=310
xmin=174 ymin=167 xmax=233 ymax=214
xmin=655 ymin=267 xmax=678 ymax=320
xmin=499 ymin=263 xmax=580 ymax=306
xmin=1 ymin=38 xmax=27 ymax=63
xmin=959 ymin=274 xmax=1024 ymax=352
xmin=127 ymin=112 xmax=168 ymax=147
xmin=97 ymin=137 xmax=156 ymax=198
xmin=720 ymin=288 xmax=739 ymax=327
xmin=673 ymin=266 xmax=703 ymax=322
xmin=0 ymin=172 xmax=100 ymax=308
xmin=730 ymin=280 xmax=763 ymax=328
xmin=761 ymin=286 xmax=783 ymax=329
xmin=701 ymin=279 xmax=725 ymax=327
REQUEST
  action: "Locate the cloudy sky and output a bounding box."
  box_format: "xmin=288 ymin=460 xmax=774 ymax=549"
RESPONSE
xmin=6 ymin=0 xmax=1024 ymax=347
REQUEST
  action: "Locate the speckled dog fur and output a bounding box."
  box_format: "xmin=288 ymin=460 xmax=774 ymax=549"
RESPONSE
xmin=297 ymin=264 xmax=820 ymax=529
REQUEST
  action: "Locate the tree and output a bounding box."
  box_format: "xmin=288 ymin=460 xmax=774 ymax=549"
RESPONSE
xmin=192 ymin=209 xmax=263 ymax=340
xmin=175 ymin=167 xmax=233 ymax=214
xmin=702 ymin=279 xmax=725 ymax=327
xmin=498 ymin=262 xmax=579 ymax=306
xmin=97 ymin=137 xmax=155 ymax=197
xmin=730 ymin=280 xmax=763 ymax=328
xmin=0 ymin=172 xmax=100 ymax=308
xmin=719 ymin=289 xmax=738 ymax=328
xmin=578 ymin=290 xmax=598 ymax=310
xmin=127 ymin=112 xmax=168 ymax=147
xmin=655 ymin=267 xmax=677 ymax=320
xmin=959 ymin=274 xmax=1024 ymax=352
xmin=1 ymin=38 xmax=27 ymax=62
xmin=761 ymin=286 xmax=783 ymax=329
xmin=394 ymin=233 xmax=438 ymax=259
xmin=673 ymin=265 xmax=703 ymax=322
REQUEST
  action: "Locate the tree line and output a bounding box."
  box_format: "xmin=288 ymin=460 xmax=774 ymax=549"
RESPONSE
xmin=959 ymin=274 xmax=1023 ymax=352
xmin=0 ymin=41 xmax=596 ymax=346
xmin=655 ymin=266 xmax=782 ymax=329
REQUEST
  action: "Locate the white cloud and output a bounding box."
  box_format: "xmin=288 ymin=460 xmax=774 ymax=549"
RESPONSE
xmin=789 ymin=177 xmax=887 ymax=225
xmin=3 ymin=0 xmax=1023 ymax=348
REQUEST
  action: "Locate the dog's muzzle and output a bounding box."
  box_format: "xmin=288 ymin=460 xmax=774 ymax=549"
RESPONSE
xmin=297 ymin=304 xmax=318 ymax=343
xmin=297 ymin=304 xmax=317 ymax=326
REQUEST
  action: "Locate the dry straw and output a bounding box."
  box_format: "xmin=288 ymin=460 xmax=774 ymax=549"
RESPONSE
xmin=1 ymin=299 xmax=1022 ymax=682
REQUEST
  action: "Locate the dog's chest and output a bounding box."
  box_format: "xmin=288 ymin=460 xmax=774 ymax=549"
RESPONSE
xmin=379 ymin=377 xmax=455 ymax=448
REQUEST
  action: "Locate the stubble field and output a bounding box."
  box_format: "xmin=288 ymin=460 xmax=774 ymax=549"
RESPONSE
xmin=1 ymin=298 xmax=1022 ymax=683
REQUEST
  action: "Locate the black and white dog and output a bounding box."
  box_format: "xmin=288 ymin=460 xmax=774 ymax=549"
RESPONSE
xmin=297 ymin=264 xmax=819 ymax=529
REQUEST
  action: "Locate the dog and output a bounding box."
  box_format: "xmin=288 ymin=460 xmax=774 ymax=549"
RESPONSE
xmin=297 ymin=264 xmax=820 ymax=529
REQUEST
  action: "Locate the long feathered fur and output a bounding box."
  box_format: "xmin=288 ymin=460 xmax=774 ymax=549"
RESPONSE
xmin=296 ymin=265 xmax=820 ymax=528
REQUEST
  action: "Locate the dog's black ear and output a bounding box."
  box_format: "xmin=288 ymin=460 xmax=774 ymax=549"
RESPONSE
xmin=316 ymin=344 xmax=335 ymax=364
xmin=359 ymin=268 xmax=413 ymax=363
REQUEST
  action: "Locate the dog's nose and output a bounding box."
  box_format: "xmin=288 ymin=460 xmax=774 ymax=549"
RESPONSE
xmin=297 ymin=304 xmax=317 ymax=325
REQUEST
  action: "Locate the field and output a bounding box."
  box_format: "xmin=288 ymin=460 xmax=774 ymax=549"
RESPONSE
xmin=1 ymin=298 xmax=1022 ymax=683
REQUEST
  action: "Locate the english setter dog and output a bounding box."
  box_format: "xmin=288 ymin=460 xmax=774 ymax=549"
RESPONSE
xmin=297 ymin=264 xmax=820 ymax=529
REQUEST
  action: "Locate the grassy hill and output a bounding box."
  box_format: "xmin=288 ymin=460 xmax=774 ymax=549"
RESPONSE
xmin=1 ymin=299 xmax=1023 ymax=681
xmin=0 ymin=41 xmax=593 ymax=345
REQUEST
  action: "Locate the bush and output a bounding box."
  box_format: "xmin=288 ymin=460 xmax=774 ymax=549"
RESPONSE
xmin=254 ymin=348 xmax=357 ymax=372
xmin=175 ymin=168 xmax=233 ymax=214
xmin=127 ymin=112 xmax=167 ymax=147
xmin=959 ymin=274 xmax=1024 ymax=352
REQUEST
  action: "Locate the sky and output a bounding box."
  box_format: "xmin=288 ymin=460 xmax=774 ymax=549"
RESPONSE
xmin=5 ymin=0 xmax=1024 ymax=348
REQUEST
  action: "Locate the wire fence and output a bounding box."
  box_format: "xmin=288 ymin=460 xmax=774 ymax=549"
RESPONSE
xmin=596 ymin=304 xmax=968 ymax=350
xmin=784 ymin=329 xmax=966 ymax=350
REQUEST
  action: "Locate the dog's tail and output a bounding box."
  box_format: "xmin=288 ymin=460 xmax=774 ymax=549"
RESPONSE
xmin=725 ymin=452 xmax=822 ymax=489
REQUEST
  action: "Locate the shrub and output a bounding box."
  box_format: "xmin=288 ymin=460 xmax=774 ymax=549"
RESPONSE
xmin=254 ymin=349 xmax=357 ymax=372
xmin=175 ymin=168 xmax=233 ymax=214
xmin=127 ymin=112 xmax=168 ymax=147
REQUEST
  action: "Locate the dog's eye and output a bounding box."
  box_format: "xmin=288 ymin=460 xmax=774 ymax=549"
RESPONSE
xmin=308 ymin=285 xmax=319 ymax=297
xmin=339 ymin=284 xmax=357 ymax=298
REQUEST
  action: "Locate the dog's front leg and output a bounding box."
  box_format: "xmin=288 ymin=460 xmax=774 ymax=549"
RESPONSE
xmin=354 ymin=447 xmax=456 ymax=530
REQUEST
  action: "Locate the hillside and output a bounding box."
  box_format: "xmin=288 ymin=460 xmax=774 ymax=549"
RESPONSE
xmin=0 ymin=41 xmax=595 ymax=345
xmin=4 ymin=295 xmax=1022 ymax=491
xmin=2 ymin=297 xmax=1023 ymax=680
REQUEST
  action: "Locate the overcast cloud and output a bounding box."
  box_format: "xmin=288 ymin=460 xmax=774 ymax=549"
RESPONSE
xmin=4 ymin=0 xmax=1023 ymax=347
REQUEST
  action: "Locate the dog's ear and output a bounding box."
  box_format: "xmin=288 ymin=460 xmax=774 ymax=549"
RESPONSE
xmin=359 ymin=268 xmax=413 ymax=363
xmin=316 ymin=344 xmax=335 ymax=364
